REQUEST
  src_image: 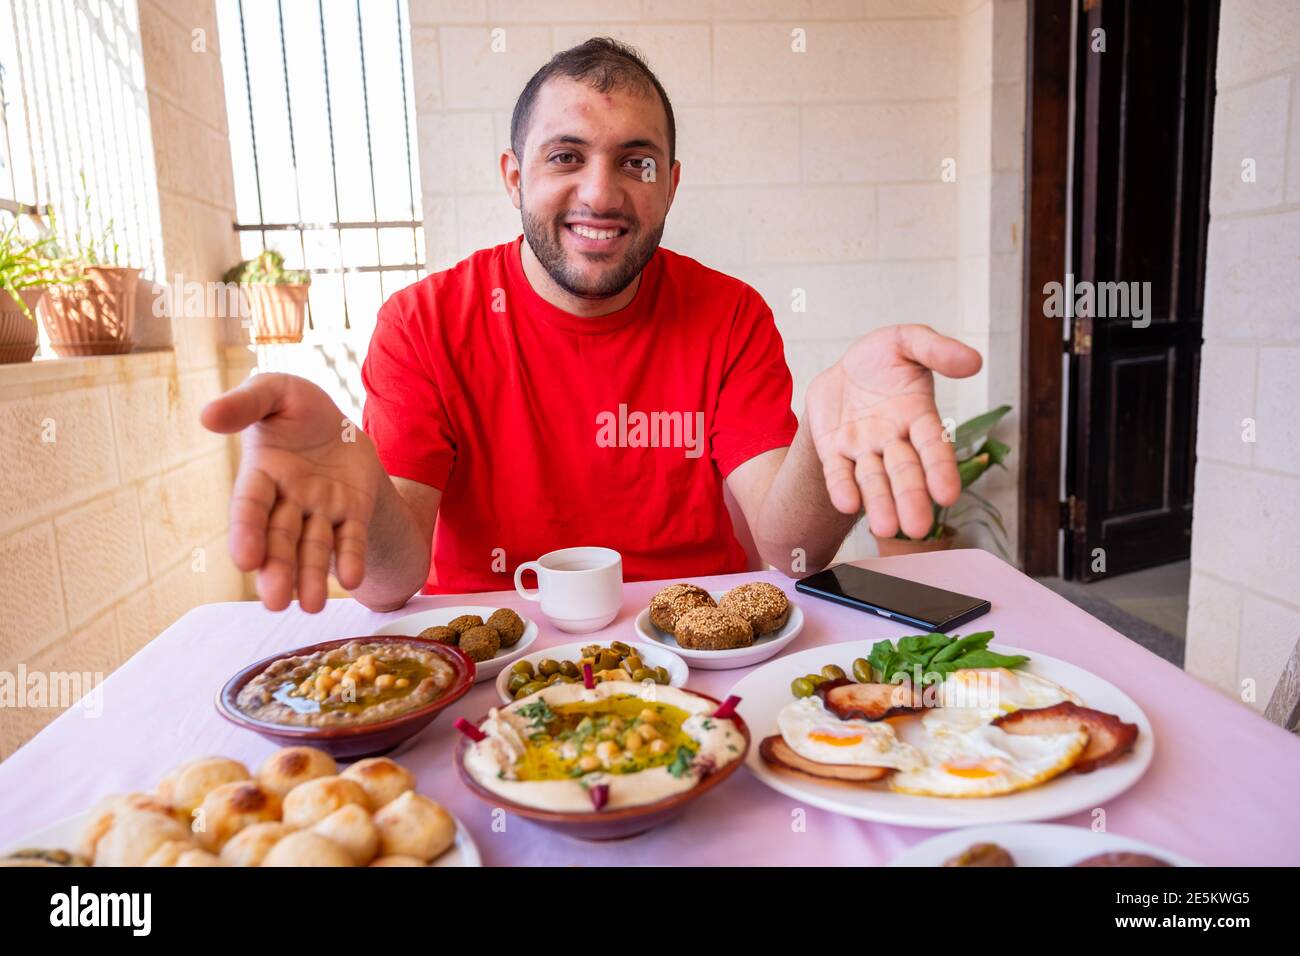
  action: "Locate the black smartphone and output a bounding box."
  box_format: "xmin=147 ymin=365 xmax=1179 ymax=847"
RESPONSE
xmin=795 ymin=564 xmax=990 ymax=632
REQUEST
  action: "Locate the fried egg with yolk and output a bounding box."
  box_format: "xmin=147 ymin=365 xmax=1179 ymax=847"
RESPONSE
xmin=777 ymin=697 xmax=924 ymax=771
xmin=888 ymin=723 xmax=1087 ymax=797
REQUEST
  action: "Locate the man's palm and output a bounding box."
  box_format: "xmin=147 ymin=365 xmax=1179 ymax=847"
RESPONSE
xmin=807 ymin=325 xmax=981 ymax=539
xmin=201 ymin=374 xmax=378 ymax=612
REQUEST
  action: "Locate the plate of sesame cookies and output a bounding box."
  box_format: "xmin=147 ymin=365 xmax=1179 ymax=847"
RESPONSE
xmin=635 ymin=582 xmax=804 ymax=670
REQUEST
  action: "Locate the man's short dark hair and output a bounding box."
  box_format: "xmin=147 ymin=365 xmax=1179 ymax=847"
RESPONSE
xmin=510 ymin=37 xmax=676 ymax=167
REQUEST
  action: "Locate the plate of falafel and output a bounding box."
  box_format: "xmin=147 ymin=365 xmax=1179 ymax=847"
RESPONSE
xmin=373 ymin=605 xmax=537 ymax=683
xmin=635 ymin=582 xmax=804 ymax=670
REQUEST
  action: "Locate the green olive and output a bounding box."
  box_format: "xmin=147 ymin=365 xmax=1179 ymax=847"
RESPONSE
xmin=821 ymin=664 xmax=847 ymax=681
xmin=598 ymin=650 xmax=620 ymax=671
xmin=624 ymin=654 xmax=644 ymax=673
xmin=631 ymin=667 xmax=655 ymax=683
xmin=610 ymin=641 xmax=632 ymax=657
xmin=654 ymin=666 xmax=670 ymax=685
xmin=546 ymin=672 xmax=564 ymax=685
xmin=537 ymin=659 xmax=560 ymax=677
xmin=559 ymin=660 xmax=579 ymax=678
xmin=511 ymin=660 xmax=535 ymax=678
xmin=852 ymin=658 xmax=873 ymax=684
xmin=791 ymin=677 xmax=815 ymax=698
xmin=581 ymin=645 xmax=601 ymax=659
xmin=507 ymin=673 xmax=530 ymax=693
xmin=517 ymin=680 xmax=548 ymax=698
xmin=805 ymin=673 xmax=826 ymax=688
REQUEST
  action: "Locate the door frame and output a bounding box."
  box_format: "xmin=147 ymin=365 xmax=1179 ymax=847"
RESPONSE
xmin=1018 ymin=0 xmax=1074 ymax=577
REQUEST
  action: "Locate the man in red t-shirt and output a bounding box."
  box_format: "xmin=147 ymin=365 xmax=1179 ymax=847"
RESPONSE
xmin=202 ymin=38 xmax=981 ymax=612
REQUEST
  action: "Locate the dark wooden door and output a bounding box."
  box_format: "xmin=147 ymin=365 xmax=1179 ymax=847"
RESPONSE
xmin=1065 ymin=0 xmax=1218 ymax=581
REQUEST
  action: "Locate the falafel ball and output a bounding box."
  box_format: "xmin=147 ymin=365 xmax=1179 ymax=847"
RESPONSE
xmin=417 ymin=625 xmax=459 ymax=646
xmin=458 ymin=625 xmax=501 ymax=662
xmin=485 ymin=608 xmax=525 ymax=647
xmin=446 ymin=614 xmax=484 ymax=635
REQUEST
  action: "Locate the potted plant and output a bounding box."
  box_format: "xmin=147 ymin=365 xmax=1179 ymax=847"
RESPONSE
xmin=0 ymin=219 xmax=71 ymax=364
xmin=39 ymin=186 xmax=140 ymax=356
xmin=874 ymin=404 xmax=1013 ymax=559
xmin=224 ymin=249 xmax=311 ymax=345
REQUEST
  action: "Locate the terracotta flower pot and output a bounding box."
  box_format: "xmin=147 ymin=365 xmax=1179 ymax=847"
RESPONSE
xmin=39 ymin=265 xmax=140 ymax=356
xmin=0 ymin=288 xmax=44 ymax=364
xmin=245 ymin=283 xmax=308 ymax=344
xmin=873 ymin=526 xmax=957 ymax=557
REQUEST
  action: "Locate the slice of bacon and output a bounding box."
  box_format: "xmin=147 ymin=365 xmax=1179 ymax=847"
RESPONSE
xmin=992 ymin=701 xmax=1138 ymax=773
xmin=758 ymin=734 xmax=892 ymax=784
xmin=814 ymin=678 xmax=924 ymax=722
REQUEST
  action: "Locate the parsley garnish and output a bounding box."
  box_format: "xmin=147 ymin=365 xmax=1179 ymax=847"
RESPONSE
xmin=516 ymin=699 xmax=556 ymax=732
xmin=668 ymin=745 xmax=697 ymax=779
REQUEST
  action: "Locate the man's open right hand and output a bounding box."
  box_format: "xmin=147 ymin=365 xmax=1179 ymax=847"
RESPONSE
xmin=201 ymin=373 xmax=380 ymax=613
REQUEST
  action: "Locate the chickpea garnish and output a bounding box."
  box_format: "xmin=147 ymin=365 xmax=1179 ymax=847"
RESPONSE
xmin=375 ymin=674 xmax=396 ymax=690
xmin=394 ymin=677 xmax=410 ymax=689
xmin=649 ymin=739 xmax=670 ymax=755
xmin=624 ymin=731 xmax=644 ymax=752
xmin=578 ymin=755 xmax=601 ymax=773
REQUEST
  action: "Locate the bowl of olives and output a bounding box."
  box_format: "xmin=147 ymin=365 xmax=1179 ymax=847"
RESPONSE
xmin=494 ymin=640 xmax=690 ymax=704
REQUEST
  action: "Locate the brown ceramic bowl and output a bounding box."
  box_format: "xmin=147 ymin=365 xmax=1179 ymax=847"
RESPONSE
xmin=217 ymin=636 xmax=476 ymax=761
xmin=454 ymin=688 xmax=751 ymax=840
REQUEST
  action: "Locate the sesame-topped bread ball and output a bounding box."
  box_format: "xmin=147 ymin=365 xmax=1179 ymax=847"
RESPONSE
xmin=719 ymin=582 xmax=791 ymax=637
xmin=673 ymin=607 xmax=753 ymax=651
xmin=648 ymin=583 xmax=717 ymax=635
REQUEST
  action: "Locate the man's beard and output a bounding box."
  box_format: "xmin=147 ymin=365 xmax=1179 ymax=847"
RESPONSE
xmin=520 ymin=198 xmax=664 ymax=300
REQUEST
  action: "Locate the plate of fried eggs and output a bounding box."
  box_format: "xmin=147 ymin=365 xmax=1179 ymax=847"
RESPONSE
xmin=732 ymin=640 xmax=1154 ymax=828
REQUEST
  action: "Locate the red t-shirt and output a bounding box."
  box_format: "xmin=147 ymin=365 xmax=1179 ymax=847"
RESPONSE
xmin=361 ymin=236 xmax=798 ymax=594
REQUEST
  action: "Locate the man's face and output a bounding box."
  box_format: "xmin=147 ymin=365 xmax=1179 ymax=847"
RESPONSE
xmin=509 ymin=76 xmax=679 ymax=299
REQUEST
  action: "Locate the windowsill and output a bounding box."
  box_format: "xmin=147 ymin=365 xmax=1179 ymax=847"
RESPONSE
xmin=0 ymin=348 xmax=177 ymax=401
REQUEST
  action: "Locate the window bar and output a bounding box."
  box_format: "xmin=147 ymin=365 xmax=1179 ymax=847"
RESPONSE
xmin=237 ymin=0 xmax=268 ymax=258
xmin=317 ymin=0 xmax=350 ymax=330
xmin=5 ymin=0 xmax=39 ymax=208
xmin=354 ymin=0 xmax=385 ymax=302
xmin=276 ymin=0 xmax=312 ymax=329
xmin=0 ymin=59 xmax=19 ymax=205
xmin=395 ymin=0 xmax=419 ymax=275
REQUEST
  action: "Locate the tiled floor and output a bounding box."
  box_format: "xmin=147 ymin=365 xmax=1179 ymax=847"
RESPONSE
xmin=1037 ymin=560 xmax=1190 ymax=667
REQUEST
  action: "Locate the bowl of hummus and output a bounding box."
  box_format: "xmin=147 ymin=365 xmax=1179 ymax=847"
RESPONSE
xmin=454 ymin=680 xmax=750 ymax=840
xmin=219 ymin=637 xmax=476 ymax=759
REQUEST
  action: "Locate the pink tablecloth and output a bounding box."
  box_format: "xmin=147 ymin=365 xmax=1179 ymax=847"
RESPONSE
xmin=2 ymin=549 xmax=1296 ymax=865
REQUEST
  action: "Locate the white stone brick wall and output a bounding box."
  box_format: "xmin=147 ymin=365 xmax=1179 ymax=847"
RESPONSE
xmin=1185 ymin=0 xmax=1300 ymax=715
xmin=408 ymin=0 xmax=1026 ymax=563
xmin=0 ymin=0 xmax=247 ymax=757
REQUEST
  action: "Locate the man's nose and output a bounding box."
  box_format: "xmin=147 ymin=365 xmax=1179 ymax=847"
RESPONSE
xmin=575 ymin=160 xmax=625 ymax=217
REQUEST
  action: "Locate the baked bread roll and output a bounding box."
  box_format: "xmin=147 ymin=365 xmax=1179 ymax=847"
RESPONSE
xmin=77 ymin=793 xmax=171 ymax=860
xmin=143 ymin=839 xmax=198 ymax=867
xmin=94 ymin=809 xmax=191 ymax=867
xmin=220 ymin=822 xmax=294 ymax=867
xmin=257 ymin=746 xmax=337 ymax=798
xmin=261 ymin=831 xmax=354 ymax=867
xmin=312 ymin=803 xmax=380 ymax=865
xmin=340 ymin=757 xmax=414 ymax=810
xmin=369 ymin=855 xmax=426 ymax=867
xmin=281 ymin=775 xmax=370 ymax=828
xmin=372 ymin=791 xmax=455 ymax=862
xmin=157 ymin=757 xmax=250 ymax=819
xmin=193 ymin=781 xmax=282 ymax=851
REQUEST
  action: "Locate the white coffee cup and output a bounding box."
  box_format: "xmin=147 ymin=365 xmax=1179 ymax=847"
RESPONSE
xmin=513 ymin=547 xmax=623 ymax=633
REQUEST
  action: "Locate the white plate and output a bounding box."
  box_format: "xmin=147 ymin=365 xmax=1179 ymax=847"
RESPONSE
xmin=495 ymin=639 xmax=689 ymax=704
xmin=732 ymin=641 xmax=1154 ymax=829
xmin=889 ymin=823 xmax=1199 ymax=867
xmin=1 ymin=806 xmax=482 ymax=867
xmin=634 ymin=589 xmax=804 ymax=670
xmin=373 ymin=605 xmax=538 ymax=684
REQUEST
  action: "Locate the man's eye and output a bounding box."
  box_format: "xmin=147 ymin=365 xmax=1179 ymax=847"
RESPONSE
xmin=626 ymin=157 xmax=651 ymax=170
xmin=550 ymin=152 xmax=579 ymax=164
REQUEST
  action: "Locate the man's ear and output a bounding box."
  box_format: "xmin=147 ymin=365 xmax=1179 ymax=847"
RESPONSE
xmin=664 ymin=159 xmax=682 ymax=215
xmin=501 ymin=149 xmax=522 ymax=210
